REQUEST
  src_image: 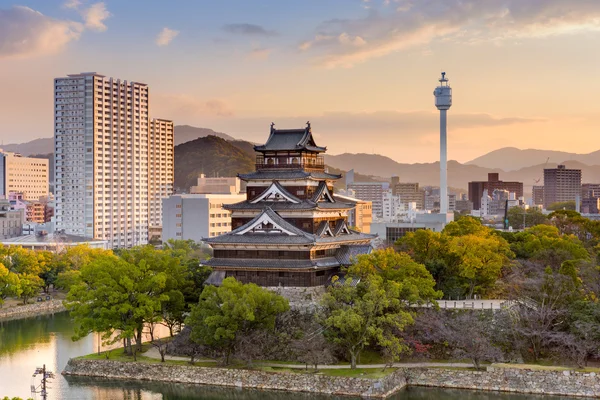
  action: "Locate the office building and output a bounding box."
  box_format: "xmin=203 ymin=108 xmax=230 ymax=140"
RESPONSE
xmin=190 ymin=174 xmax=241 ymax=194
xmin=0 ymin=151 xmax=49 ymax=201
xmin=468 ymin=173 xmax=523 ymax=210
xmin=347 ymin=182 xmax=384 ymax=218
xmin=371 ymin=213 xmax=453 ymax=245
xmin=392 ymin=182 xmax=425 ymax=209
xmin=532 ymin=186 xmax=544 ymax=206
xmin=148 ymin=118 xmax=174 ymax=236
xmin=543 ymin=165 xmax=581 ymax=208
xmin=161 ymin=193 xmax=246 ymax=242
xmin=54 ymin=72 xmax=173 ymax=248
xmin=0 ymin=199 xmax=23 ymax=239
xmin=333 ymin=193 xmax=373 ymax=233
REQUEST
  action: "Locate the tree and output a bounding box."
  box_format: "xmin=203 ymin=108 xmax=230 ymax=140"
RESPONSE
xmin=66 ymin=247 xmax=186 ymax=357
xmin=506 ymin=207 xmax=548 ymax=230
xmin=547 ymin=201 xmax=576 ymax=211
xmin=161 ymin=290 xmax=186 ymax=337
xmin=347 ymin=248 xmax=441 ymax=304
xmin=0 ymin=246 xmax=41 ymax=276
xmin=186 ymin=277 xmax=289 ymax=365
xmin=414 ymin=309 xmax=502 ymax=370
xmin=18 ymin=273 xmax=43 ymax=305
xmin=0 ymin=264 xmax=21 ymax=307
xmin=291 ymin=333 xmax=335 ymax=371
xmin=443 ymin=216 xmax=492 ymax=237
xmin=448 ymin=234 xmax=513 ymax=298
xmin=319 ymin=277 xmax=413 ymax=369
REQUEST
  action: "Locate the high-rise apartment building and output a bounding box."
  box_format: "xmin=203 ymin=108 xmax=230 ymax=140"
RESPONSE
xmin=468 ymin=173 xmax=523 ymax=210
xmin=0 ymin=151 xmax=48 ymax=201
xmin=543 ymin=165 xmax=581 ymax=208
xmin=347 ymin=182 xmax=384 ymax=218
xmin=532 ymin=185 xmax=544 ymax=206
xmin=54 ymin=72 xmax=173 ymax=248
xmin=148 ymin=118 xmax=174 ymax=232
xmin=392 ymin=182 xmax=425 ymax=209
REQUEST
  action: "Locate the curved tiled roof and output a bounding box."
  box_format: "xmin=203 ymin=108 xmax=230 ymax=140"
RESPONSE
xmin=254 ymin=126 xmax=326 ymax=153
xmin=238 ymin=170 xmax=342 ymax=181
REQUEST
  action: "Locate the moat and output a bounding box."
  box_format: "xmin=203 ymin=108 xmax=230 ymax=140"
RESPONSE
xmin=0 ymin=312 xmax=580 ymax=399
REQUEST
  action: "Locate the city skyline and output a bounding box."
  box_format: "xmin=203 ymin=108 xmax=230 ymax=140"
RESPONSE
xmin=2 ymin=0 xmax=600 ymax=163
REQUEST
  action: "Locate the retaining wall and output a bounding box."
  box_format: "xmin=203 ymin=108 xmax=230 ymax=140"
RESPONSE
xmin=63 ymin=359 xmax=406 ymax=398
xmin=406 ymin=366 xmax=600 ymax=398
xmin=0 ymin=299 xmax=66 ymax=321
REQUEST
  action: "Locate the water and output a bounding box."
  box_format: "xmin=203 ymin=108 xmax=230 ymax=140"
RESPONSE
xmin=0 ymin=312 xmax=579 ymax=400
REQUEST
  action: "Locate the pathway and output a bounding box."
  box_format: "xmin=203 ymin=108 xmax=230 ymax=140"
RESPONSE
xmin=144 ymin=347 xmax=475 ymax=369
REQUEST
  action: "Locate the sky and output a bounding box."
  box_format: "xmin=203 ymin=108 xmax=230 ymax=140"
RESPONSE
xmin=1 ymin=0 xmax=600 ymax=163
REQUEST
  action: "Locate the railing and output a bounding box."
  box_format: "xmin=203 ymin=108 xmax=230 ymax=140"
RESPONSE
xmin=256 ymin=156 xmax=325 ymax=171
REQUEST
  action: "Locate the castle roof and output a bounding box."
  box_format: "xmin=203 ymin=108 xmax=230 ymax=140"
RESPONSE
xmin=204 ymin=207 xmax=375 ymax=246
xmin=254 ymin=123 xmax=326 ymax=153
xmin=238 ymin=170 xmax=341 ymax=181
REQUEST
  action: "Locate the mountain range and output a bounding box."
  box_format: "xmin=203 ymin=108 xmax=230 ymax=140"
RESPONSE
xmin=6 ymin=126 xmax=600 ymax=194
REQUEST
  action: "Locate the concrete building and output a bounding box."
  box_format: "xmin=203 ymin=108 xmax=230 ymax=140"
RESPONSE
xmin=347 ymin=182 xmax=384 ymax=218
xmin=1 ymin=232 xmax=108 ymax=252
xmin=455 ymin=199 xmax=473 ymax=213
xmin=371 ymin=213 xmax=453 ymax=244
xmin=148 ymin=118 xmax=174 ymax=237
xmin=543 ymin=165 xmax=582 ymax=208
xmin=392 ymin=182 xmax=425 ymax=209
xmin=0 ymin=151 xmax=48 ymax=201
xmin=334 ymin=193 xmax=373 ymax=233
xmin=54 ymin=72 xmax=173 ymax=248
xmin=468 ymin=173 xmax=523 ymax=210
xmin=8 ymin=192 xmax=51 ymax=224
xmin=532 ymin=185 xmax=544 ymax=206
xmin=0 ymin=199 xmax=23 ymax=239
xmin=190 ymin=174 xmax=241 ymax=194
xmin=162 ymin=193 xmax=246 ymax=242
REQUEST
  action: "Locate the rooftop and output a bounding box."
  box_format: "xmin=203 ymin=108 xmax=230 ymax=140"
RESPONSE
xmin=254 ymin=123 xmax=327 ymax=153
xmin=1 ymin=233 xmax=107 ymax=245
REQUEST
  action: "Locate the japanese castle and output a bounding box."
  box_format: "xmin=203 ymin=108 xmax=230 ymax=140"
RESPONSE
xmin=203 ymin=123 xmax=375 ymax=287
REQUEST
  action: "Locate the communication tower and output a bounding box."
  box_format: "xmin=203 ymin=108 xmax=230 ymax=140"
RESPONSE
xmin=433 ymin=72 xmax=452 ymax=214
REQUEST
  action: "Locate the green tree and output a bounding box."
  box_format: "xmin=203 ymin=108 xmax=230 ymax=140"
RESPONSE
xmin=66 ymin=246 xmax=186 ymax=357
xmin=18 ymin=273 xmax=43 ymax=304
xmin=449 ymin=234 xmax=513 ymax=298
xmin=347 ymin=248 xmax=441 ymax=303
xmin=547 ymin=201 xmax=576 ymax=211
xmin=443 ymin=216 xmax=491 ymax=237
xmin=0 ymin=264 xmax=21 ymax=307
xmin=186 ymin=277 xmax=289 ymax=364
xmin=506 ymin=207 xmax=548 ymax=230
xmin=320 ymin=276 xmax=413 ymax=368
xmin=0 ymin=246 xmax=41 ymax=275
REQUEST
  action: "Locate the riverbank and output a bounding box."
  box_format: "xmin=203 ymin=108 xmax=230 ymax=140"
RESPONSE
xmin=63 ymin=358 xmax=600 ymax=398
xmin=0 ymin=299 xmax=66 ymax=321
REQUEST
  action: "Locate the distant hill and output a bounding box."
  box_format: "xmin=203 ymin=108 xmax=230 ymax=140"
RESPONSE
xmin=466 ymin=147 xmax=600 ymax=171
xmin=2 ymin=138 xmax=53 ymax=156
xmin=174 ymin=125 xmax=235 ymax=146
xmin=174 ymin=135 xmax=255 ymax=191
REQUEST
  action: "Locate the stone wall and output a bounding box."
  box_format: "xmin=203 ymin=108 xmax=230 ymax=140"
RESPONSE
xmin=405 ymin=366 xmax=600 ymax=398
xmin=64 ymin=359 xmax=406 ymax=398
xmin=0 ymin=299 xmax=66 ymax=321
xmin=266 ymin=286 xmax=326 ymax=311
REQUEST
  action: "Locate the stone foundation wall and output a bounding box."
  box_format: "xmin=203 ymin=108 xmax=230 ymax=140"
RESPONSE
xmin=405 ymin=367 xmax=600 ymax=398
xmin=63 ymin=359 xmax=406 ymax=398
xmin=0 ymin=299 xmax=66 ymax=321
xmin=266 ymin=286 xmax=326 ymax=311
xmin=63 ymin=359 xmax=600 ymax=399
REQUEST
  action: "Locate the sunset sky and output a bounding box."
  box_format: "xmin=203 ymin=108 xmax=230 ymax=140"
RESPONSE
xmin=1 ymin=0 xmax=599 ymax=163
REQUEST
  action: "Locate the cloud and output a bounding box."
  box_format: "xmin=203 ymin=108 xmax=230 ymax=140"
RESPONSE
xmin=81 ymin=2 xmax=110 ymax=32
xmin=223 ymin=23 xmax=277 ymax=36
xmin=156 ymin=27 xmax=179 ymax=46
xmin=0 ymin=6 xmax=83 ymax=59
xmin=302 ymin=0 xmax=600 ymax=67
xmin=154 ymin=94 xmax=234 ymax=118
xmin=247 ymin=47 xmax=272 ymax=60
xmin=63 ymin=0 xmax=81 ymax=9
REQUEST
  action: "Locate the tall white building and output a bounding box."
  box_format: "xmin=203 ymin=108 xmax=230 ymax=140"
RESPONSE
xmin=0 ymin=151 xmax=49 ymax=201
xmin=54 ymin=72 xmax=172 ymax=248
xmin=148 ymin=118 xmax=174 ymax=232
